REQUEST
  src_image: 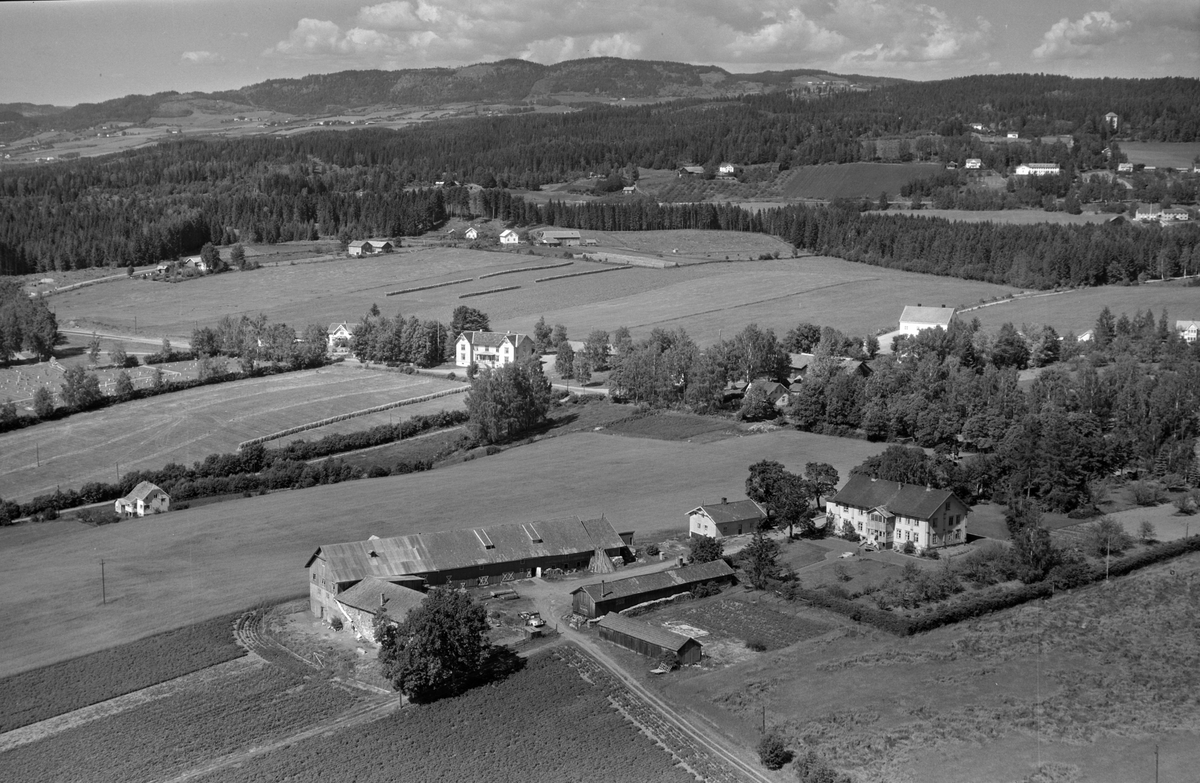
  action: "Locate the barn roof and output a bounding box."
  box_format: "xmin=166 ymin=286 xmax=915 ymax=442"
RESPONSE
xmin=336 ymin=576 xmax=425 ymax=618
xmin=574 ymin=560 xmax=734 ymax=603
xmin=308 ymin=516 xmax=623 ymax=583
xmin=831 ymin=474 xmax=960 ymax=521
xmin=788 ymin=353 xmax=868 ymax=375
xmin=690 ymin=499 xmax=766 ymax=525
xmin=124 ymin=481 xmax=166 ymax=502
xmin=538 ymin=229 xmax=581 ymax=240
xmin=899 ymin=306 xmax=956 ymax=327
xmin=598 ymin=613 xmax=697 ymax=652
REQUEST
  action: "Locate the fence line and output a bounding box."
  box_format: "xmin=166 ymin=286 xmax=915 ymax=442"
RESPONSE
xmin=237 ymin=386 xmax=468 ymax=450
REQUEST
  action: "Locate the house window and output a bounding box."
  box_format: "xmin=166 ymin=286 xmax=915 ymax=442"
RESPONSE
xmin=857 ymin=522 xmax=862 ymax=532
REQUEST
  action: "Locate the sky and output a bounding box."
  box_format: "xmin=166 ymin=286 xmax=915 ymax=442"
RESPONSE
xmin=0 ymin=0 xmax=1196 ymax=106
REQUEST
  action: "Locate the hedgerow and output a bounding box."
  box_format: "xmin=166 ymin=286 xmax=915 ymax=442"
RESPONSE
xmin=458 ymin=284 xmax=520 ymax=298
xmin=534 ymin=266 xmax=628 ymax=282
xmin=384 ymin=277 xmax=474 ymax=296
xmin=477 ymin=261 xmax=571 ymax=279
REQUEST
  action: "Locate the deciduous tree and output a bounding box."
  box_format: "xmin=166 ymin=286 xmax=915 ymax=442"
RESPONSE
xmin=375 ymin=587 xmax=489 ymax=702
xmin=465 ymin=358 xmax=552 ymax=444
xmin=689 ymin=536 xmax=723 ymax=564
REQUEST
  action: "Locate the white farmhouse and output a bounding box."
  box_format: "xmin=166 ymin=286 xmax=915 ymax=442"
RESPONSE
xmin=499 ymin=229 xmax=520 ymax=245
xmin=826 ymin=475 xmax=969 ymax=552
xmin=897 ymin=305 xmax=956 ymax=336
xmin=455 ymin=331 xmax=535 ymax=368
xmin=115 ymin=481 xmax=170 ymax=517
xmin=1177 ymin=321 xmax=1199 ymax=344
xmin=1014 ymin=163 xmax=1061 ymax=176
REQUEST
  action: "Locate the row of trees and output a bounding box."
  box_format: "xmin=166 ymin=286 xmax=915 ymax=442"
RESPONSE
xmin=191 ymin=314 xmax=328 ymax=372
xmin=0 ymin=280 xmax=59 ymax=363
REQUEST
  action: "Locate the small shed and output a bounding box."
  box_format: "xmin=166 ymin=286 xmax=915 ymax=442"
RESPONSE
xmin=597 ymin=613 xmax=702 ymax=665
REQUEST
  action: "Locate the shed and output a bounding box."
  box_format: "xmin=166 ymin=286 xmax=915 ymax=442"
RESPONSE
xmin=597 ymin=613 xmax=702 ymax=665
xmin=687 ymin=498 xmax=767 ymax=538
xmin=334 ymin=576 xmax=426 ymax=643
xmin=571 ymin=559 xmax=735 ymax=618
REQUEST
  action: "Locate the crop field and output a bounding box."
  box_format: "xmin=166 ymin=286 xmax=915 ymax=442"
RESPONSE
xmin=0 ymin=427 xmax=886 ymax=676
xmin=592 ymin=229 xmax=794 ymax=260
xmin=965 ymin=279 xmax=1200 ymax=336
xmin=778 ymin=163 xmax=943 ymax=200
xmin=649 ymin=595 xmax=833 ymax=652
xmin=1119 ymin=141 xmax=1200 ymax=169
xmin=599 ymin=411 xmax=745 ymax=442
xmin=189 ymin=651 xmax=694 ymax=783
xmin=0 ymin=365 xmax=465 ymax=503
xmin=47 ymin=244 xmax=1023 ymax=348
xmin=676 ymin=552 xmax=1200 ymax=783
xmin=0 ymin=611 xmax=244 ymax=733
xmin=914 ymin=209 xmax=1113 ymax=225
xmin=0 ymin=353 xmax=198 ymax=409
xmin=0 ymin=663 xmax=360 ymax=783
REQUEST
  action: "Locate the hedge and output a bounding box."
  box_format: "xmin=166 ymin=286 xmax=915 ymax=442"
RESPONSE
xmin=385 ymin=278 xmax=474 ymax=296
xmin=477 ymin=261 xmax=571 ymax=279
xmin=534 ymin=267 xmax=628 ymax=283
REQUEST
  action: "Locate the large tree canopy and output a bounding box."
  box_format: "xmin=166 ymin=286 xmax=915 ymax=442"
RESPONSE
xmin=375 ymin=587 xmax=489 ymax=703
xmin=465 ymin=358 xmax=553 ymax=444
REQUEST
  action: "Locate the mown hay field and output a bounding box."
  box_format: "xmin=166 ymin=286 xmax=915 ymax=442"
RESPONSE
xmin=677 ymin=552 xmax=1200 ymax=783
xmin=913 ymin=209 xmax=1114 ymax=225
xmin=592 ymin=228 xmax=794 ymax=260
xmin=965 ymin=279 xmax=1200 ymax=336
xmin=1119 ymin=141 xmax=1200 ymax=169
xmin=191 ymin=651 xmax=695 ymax=783
xmin=0 ymin=365 xmax=465 ymax=503
xmin=0 ymin=427 xmax=886 ymax=677
xmin=779 ymin=162 xmax=943 ymax=199
xmin=47 ymin=244 xmax=1023 ymax=348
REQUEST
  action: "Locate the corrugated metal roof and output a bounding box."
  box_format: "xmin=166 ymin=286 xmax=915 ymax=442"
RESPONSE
xmin=336 ymin=576 xmax=425 ymax=617
xmin=598 ymin=613 xmax=697 ymax=652
xmin=899 ymin=306 xmax=955 ymax=327
xmin=575 ymin=560 xmax=734 ymax=603
xmin=831 ymin=474 xmax=958 ymax=520
xmin=690 ymin=499 xmax=766 ymax=525
xmin=538 ymin=230 xmax=581 ymax=239
xmin=309 ymin=516 xmax=623 ymax=583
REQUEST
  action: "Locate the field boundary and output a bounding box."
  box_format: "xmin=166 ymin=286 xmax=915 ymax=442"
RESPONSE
xmin=237 ymin=386 xmax=468 ymax=450
xmin=459 ymin=285 xmax=521 ymax=298
xmin=535 ymin=266 xmax=629 ymax=283
xmin=385 ymin=277 xmax=474 ymax=296
xmin=478 ymin=261 xmax=572 ymax=279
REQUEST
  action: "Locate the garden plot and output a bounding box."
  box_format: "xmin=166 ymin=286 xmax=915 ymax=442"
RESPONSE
xmin=648 ymin=596 xmax=833 ymax=655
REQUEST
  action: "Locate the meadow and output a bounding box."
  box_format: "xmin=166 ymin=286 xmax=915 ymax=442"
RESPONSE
xmin=1119 ymin=141 xmax=1200 ymax=169
xmin=0 ymin=364 xmax=465 ymax=503
xmin=0 ymin=426 xmax=886 ymax=677
xmin=674 ymin=552 xmax=1200 ymax=783
xmin=778 ymin=163 xmax=943 ymax=200
xmin=913 ymin=209 xmax=1113 ymax=225
xmin=965 ymin=279 xmax=1200 ymax=336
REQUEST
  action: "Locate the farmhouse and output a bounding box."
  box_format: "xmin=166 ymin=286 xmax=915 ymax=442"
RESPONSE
xmin=499 ymin=229 xmax=520 ymax=245
xmin=678 ymin=165 xmax=706 ymax=177
xmin=114 ymin=481 xmax=170 ymax=517
xmin=1176 ymin=321 xmax=1199 ymax=344
xmin=1006 ymin=132 xmax=1019 ymax=140
xmin=964 ymin=158 xmax=983 ymax=170
xmin=1014 ymin=163 xmax=1061 ymax=176
xmin=327 ymin=322 xmax=354 ymax=353
xmin=688 ymin=498 xmax=767 ymax=539
xmin=536 ymin=229 xmax=582 ymax=247
xmin=788 ymin=353 xmax=872 ymax=381
xmin=747 ymin=378 xmax=790 ymax=408
xmin=897 ymin=305 xmax=956 ymax=336
xmin=571 ymin=560 xmax=735 ymax=618
xmin=826 ymin=474 xmax=969 ymax=552
xmin=464 ymin=227 xmax=479 ymax=240
xmin=597 ymin=613 xmax=703 ymax=665
xmin=334 ymin=576 xmax=425 ymax=643
xmin=1117 ymin=162 xmax=1134 ymax=173
xmin=307 ymin=516 xmax=625 ymax=620
xmin=1105 ymin=111 xmax=1119 ymax=129
xmin=717 ymin=163 xmax=737 ymax=176
xmin=455 ymin=330 xmax=535 ymax=368
xmin=1162 ymin=208 xmax=1190 ymax=222
xmin=1136 ymin=205 xmax=1162 ymax=221
xmin=182 ymin=255 xmax=209 ymax=273
xmin=348 ymin=239 xmax=394 ymax=257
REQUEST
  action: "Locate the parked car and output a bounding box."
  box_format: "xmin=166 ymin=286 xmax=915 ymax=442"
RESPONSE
xmin=526 ymin=612 xmax=545 ymax=628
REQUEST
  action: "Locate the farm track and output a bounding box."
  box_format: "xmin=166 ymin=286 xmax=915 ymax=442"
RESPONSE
xmin=557 ymin=642 xmax=774 ymax=783
xmin=234 ymin=610 xmax=321 ymax=673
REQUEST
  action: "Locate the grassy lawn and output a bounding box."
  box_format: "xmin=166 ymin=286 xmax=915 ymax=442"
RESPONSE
xmin=599 ymin=411 xmax=745 ymax=441
xmin=778 ymin=163 xmax=944 ymax=199
xmin=0 ymin=364 xmax=464 ymax=503
xmin=0 ymin=426 xmax=886 ymax=677
xmin=1119 ymin=141 xmax=1200 ymax=169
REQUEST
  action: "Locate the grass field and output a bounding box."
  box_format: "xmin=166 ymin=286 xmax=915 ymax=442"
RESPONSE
xmin=913 ymin=209 xmax=1114 ymax=225
xmin=671 ymin=552 xmax=1200 ymax=783
xmin=1119 ymin=141 xmax=1200 ymax=169
xmin=779 ymin=163 xmax=943 ymax=200
xmin=965 ymin=279 xmax=1200 ymax=336
xmin=592 ymin=229 xmax=794 ymax=261
xmin=47 ymin=245 xmax=1024 ymax=349
xmin=0 ymin=426 xmax=886 ymax=677
xmin=0 ymin=364 xmax=465 ymax=503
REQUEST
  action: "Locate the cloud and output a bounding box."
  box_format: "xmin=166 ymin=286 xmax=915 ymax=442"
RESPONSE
xmin=1032 ymin=1 xmax=1199 ymax=62
xmin=1032 ymin=11 xmax=1130 ymax=60
xmin=181 ymin=50 xmax=226 ymax=66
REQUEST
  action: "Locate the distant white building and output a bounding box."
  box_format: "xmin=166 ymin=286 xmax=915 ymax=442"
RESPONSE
xmin=1177 ymin=321 xmax=1200 ymax=344
xmin=1006 ymin=132 xmax=1020 ymax=140
xmin=1014 ymin=163 xmax=1061 ymax=176
xmin=1116 ymin=162 xmax=1134 ymax=173
xmin=499 ymin=229 xmax=520 ymax=245
xmin=897 ymin=306 xmax=956 ymax=336
xmin=327 ymin=322 xmax=354 ymax=353
xmin=115 ymin=482 xmax=170 ymax=517
xmin=1105 ymin=112 xmax=1119 ymax=130
xmin=348 ymin=239 xmax=394 ymax=257
xmin=964 ymin=158 xmax=983 ymax=170
xmin=455 ymin=331 xmax=535 ymax=368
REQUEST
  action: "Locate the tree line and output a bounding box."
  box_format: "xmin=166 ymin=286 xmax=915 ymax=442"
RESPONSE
xmin=0 ymin=279 xmax=59 ymax=362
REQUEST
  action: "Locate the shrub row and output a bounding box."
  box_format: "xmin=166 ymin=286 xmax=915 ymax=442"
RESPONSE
xmin=142 ymin=349 xmax=196 ymax=364
xmin=458 ymin=285 xmax=521 ymax=299
xmin=534 ymin=266 xmax=628 ymax=283
xmin=237 ymin=387 xmax=468 ymax=449
xmin=477 ymin=261 xmax=571 ymax=279
xmin=384 ymin=278 xmax=474 ymax=296
xmin=268 ymin=408 xmax=469 ymax=462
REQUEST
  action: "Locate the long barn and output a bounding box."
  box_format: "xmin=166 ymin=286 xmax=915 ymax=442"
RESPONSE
xmin=306 ymin=516 xmax=624 ymax=620
xmin=570 ymin=560 xmax=735 ymax=619
xmin=597 ymin=613 xmax=703 ymax=665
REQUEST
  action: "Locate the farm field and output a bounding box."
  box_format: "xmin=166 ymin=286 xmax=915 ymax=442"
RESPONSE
xmin=1119 ymin=141 xmax=1200 ymax=169
xmin=779 ymin=162 xmax=943 ymax=199
xmin=47 ymin=244 xmax=1024 ymax=347
xmin=913 ymin=209 xmax=1114 ymax=225
xmin=965 ymin=279 xmax=1200 ymax=336
xmin=593 ymin=228 xmax=794 ymax=260
xmin=191 ymin=651 xmax=695 ymax=783
xmin=669 ymin=552 xmax=1200 ymax=783
xmin=0 ymin=426 xmax=886 ymax=677
xmin=0 ymin=364 xmax=465 ymax=503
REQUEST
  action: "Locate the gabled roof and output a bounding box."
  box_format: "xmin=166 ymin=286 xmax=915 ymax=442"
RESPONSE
xmin=690 ymin=499 xmax=766 ymax=525
xmin=899 ymin=306 xmax=955 ymax=327
xmin=573 ymin=560 xmax=734 ymax=603
xmin=348 ymin=240 xmax=369 ymax=248
xmin=336 ymin=576 xmax=425 ymax=617
xmin=307 ymin=516 xmax=623 ymax=583
xmin=749 ymin=379 xmax=788 ymax=398
xmin=597 ymin=613 xmax=697 ymax=652
xmin=124 ymin=481 xmax=166 ymax=502
xmin=328 ymin=322 xmax=352 ymax=334
xmin=459 ymin=330 xmax=528 ymax=348
xmin=537 ymin=229 xmax=581 ymax=240
xmin=499 ymin=229 xmax=518 ymax=237
xmin=830 ymin=474 xmax=961 ymax=521
xmin=1177 ymin=320 xmax=1200 ymax=330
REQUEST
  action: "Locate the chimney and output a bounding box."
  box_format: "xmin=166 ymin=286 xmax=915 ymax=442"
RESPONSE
xmin=380 ymin=593 xmax=386 ymax=607
xmin=600 ymin=579 xmax=607 ymax=598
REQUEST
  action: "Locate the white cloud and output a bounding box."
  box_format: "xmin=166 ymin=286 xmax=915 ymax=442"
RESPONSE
xmin=1032 ymin=11 xmax=1130 ymax=60
xmin=181 ymin=50 xmax=226 ymax=66
xmin=1032 ymin=1 xmax=1198 ymax=62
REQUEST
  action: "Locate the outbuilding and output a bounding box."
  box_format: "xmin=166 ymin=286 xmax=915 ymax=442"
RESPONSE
xmin=114 ymin=481 xmax=170 ymax=517
xmin=597 ymin=613 xmax=702 ymax=665
xmin=571 ymin=560 xmax=735 ymax=618
xmin=687 ymin=497 xmax=767 ymax=539
xmin=334 ymin=576 xmax=426 ymax=643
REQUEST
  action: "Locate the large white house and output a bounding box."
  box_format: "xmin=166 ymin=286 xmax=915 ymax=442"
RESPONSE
xmin=115 ymin=481 xmax=170 ymax=517
xmin=1014 ymin=163 xmax=1061 ymax=176
xmin=897 ymin=305 xmax=956 ymax=336
xmin=499 ymin=229 xmax=520 ymax=245
xmin=826 ymin=475 xmax=969 ymax=552
xmin=1177 ymin=320 xmax=1200 ymax=344
xmin=455 ymin=331 xmax=535 ymax=368
xmin=327 ymin=322 xmax=354 ymax=353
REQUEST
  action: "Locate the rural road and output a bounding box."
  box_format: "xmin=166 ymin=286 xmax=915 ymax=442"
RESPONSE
xmin=59 ymin=327 xmax=192 ymax=350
